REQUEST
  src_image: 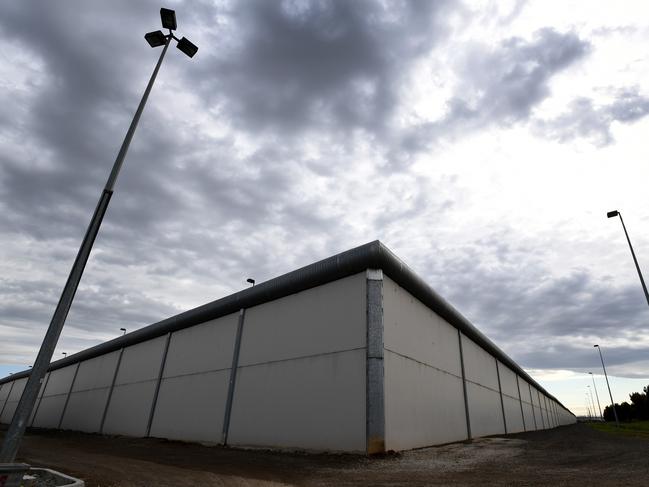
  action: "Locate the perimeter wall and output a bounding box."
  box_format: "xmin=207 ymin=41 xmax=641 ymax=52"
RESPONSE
xmin=0 ymin=242 xmax=576 ymax=453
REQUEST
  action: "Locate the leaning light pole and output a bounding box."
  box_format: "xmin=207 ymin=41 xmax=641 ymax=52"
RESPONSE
xmin=594 ymin=344 xmax=619 ymax=426
xmin=588 ymin=371 xmax=603 ymax=419
xmin=607 ymin=210 xmax=649 ymax=307
xmin=0 ymin=8 xmax=197 ymax=463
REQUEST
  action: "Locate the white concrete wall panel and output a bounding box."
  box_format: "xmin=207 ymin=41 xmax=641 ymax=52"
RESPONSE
xmin=42 ymin=366 xmax=76 ymax=396
xmin=1 ymin=378 xmax=28 ymax=424
xmin=73 ymin=351 xmax=121 ymax=391
xmin=60 ymin=388 xmax=111 ymax=432
xmin=461 ymin=337 xmax=499 ymax=392
xmin=383 ymin=277 xmax=462 ymax=376
xmin=32 ymin=395 xmax=67 ymax=428
xmin=497 ymin=362 xmax=518 ymax=400
xmin=163 ymin=314 xmax=238 ymax=378
xmin=115 ymin=337 xmax=166 ymax=385
xmin=151 ymin=370 xmax=230 ymax=443
xmin=502 ymin=396 xmax=525 ymax=433
xmin=521 ymin=399 xmax=535 ymax=430
xmin=0 ymin=383 xmax=9 ymax=403
xmin=29 ymin=372 xmax=51 ymax=425
xmin=229 ymin=349 xmax=366 ymax=452
xmin=384 ymin=350 xmax=467 ymax=450
xmin=466 ymin=382 xmax=505 ymax=437
xmin=102 ymin=381 xmax=157 ymax=436
xmin=238 ymin=273 xmax=366 ymax=367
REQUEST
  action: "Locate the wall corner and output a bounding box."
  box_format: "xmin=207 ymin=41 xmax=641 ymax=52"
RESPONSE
xmin=366 ymin=268 xmax=385 ymax=455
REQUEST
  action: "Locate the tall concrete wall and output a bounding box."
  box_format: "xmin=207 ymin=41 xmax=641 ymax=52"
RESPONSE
xmin=0 ymin=243 xmax=576 ymax=452
xmin=228 ymin=272 xmax=367 ymax=452
xmin=383 ymin=276 xmax=467 ymax=450
xmin=382 ymin=276 xmax=574 ymax=450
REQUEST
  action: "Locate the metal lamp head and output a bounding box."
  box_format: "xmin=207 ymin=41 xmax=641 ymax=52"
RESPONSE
xmin=607 ymin=210 xmax=619 ymax=218
xmin=594 ymin=344 xmax=599 ymax=348
xmin=160 ymin=8 xmax=177 ymax=30
xmin=247 ymin=278 xmax=255 ymax=286
xmin=177 ymin=36 xmax=198 ymax=57
xmin=145 ymin=30 xmax=167 ymax=47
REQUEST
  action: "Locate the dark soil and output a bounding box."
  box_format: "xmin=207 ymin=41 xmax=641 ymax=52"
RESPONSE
xmin=2 ymin=423 xmax=648 ymax=486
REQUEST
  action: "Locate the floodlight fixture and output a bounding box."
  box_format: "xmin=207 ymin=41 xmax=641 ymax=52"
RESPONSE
xmin=177 ymin=36 xmax=198 ymax=58
xmin=160 ymin=8 xmax=177 ymax=30
xmin=607 ymin=210 xmax=619 ymax=218
xmin=145 ymin=30 xmax=167 ymax=48
xmin=247 ymin=278 xmax=256 ymax=286
xmin=120 ymin=327 xmax=127 ymax=335
xmin=62 ymin=352 xmax=67 ymax=357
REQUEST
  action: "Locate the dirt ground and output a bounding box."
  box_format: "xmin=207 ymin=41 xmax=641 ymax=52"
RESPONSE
xmin=3 ymin=423 xmax=648 ymax=486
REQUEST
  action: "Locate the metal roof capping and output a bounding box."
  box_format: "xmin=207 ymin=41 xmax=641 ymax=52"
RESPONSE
xmin=0 ymin=240 xmax=573 ymax=414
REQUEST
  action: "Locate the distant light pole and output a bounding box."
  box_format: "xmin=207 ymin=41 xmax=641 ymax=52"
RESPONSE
xmin=246 ymin=278 xmax=256 ymax=287
xmin=0 ymin=8 xmax=198 ymax=463
xmin=61 ymin=352 xmax=67 ymax=358
xmin=588 ymin=372 xmax=603 ymax=419
xmin=120 ymin=328 xmax=127 ymax=336
xmin=586 ymin=386 xmax=597 ymax=420
xmin=594 ymin=344 xmax=619 ymax=426
xmin=607 ymin=210 xmax=649 ymax=306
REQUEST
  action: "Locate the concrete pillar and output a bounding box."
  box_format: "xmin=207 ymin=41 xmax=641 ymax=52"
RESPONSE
xmin=366 ymin=269 xmax=385 ymax=454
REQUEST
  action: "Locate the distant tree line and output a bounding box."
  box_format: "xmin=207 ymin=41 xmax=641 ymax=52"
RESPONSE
xmin=603 ymin=385 xmax=649 ymax=422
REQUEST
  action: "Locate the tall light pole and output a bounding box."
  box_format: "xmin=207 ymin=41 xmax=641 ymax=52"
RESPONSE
xmin=0 ymin=8 xmax=198 ymax=463
xmin=594 ymin=344 xmax=619 ymax=426
xmin=607 ymin=210 xmax=649 ymax=306
xmin=588 ymin=371 xmax=603 ymax=419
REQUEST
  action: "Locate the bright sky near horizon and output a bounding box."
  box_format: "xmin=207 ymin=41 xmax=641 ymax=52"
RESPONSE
xmin=1 ymin=0 xmax=649 ymax=416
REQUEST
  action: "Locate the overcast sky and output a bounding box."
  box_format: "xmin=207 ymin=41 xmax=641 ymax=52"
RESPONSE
xmin=1 ymin=0 xmax=649 ymax=415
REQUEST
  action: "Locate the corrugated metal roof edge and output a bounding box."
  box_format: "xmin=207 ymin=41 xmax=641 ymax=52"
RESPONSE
xmin=0 ymin=240 xmax=574 ymax=416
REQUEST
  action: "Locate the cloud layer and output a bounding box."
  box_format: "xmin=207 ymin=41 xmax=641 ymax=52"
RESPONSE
xmin=1 ymin=0 xmax=649 ymax=383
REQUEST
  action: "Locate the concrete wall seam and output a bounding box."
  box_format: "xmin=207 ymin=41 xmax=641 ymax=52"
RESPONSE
xmin=515 ymin=375 xmax=526 ymax=432
xmin=366 ymin=269 xmax=385 ymax=454
xmin=528 ymin=383 xmax=537 ymax=430
xmin=222 ymin=308 xmax=245 ymax=445
xmin=58 ymin=363 xmax=80 ymax=429
xmin=146 ymin=332 xmax=172 ymax=437
xmin=495 ymin=359 xmax=508 ymax=434
xmin=100 ymin=347 xmax=124 ymax=434
xmin=30 ymin=372 xmax=51 ymax=428
xmin=457 ymin=330 xmax=472 ymax=439
xmin=0 ymin=381 xmax=15 ymax=422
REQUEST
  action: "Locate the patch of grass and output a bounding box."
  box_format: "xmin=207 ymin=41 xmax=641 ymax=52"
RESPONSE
xmin=590 ymin=420 xmax=649 ymax=438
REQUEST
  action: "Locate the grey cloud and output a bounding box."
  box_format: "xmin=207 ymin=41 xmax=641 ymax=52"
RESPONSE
xmin=196 ymin=0 xmax=454 ymax=136
xmin=414 ymin=229 xmax=649 ymax=377
xmin=534 ymin=88 xmax=649 ymax=145
xmin=399 ymin=28 xmax=590 ymax=156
